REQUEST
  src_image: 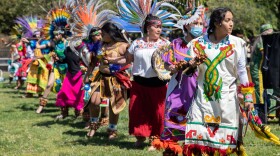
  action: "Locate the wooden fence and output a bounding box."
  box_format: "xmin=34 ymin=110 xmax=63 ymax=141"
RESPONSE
xmin=0 ymin=47 xmax=10 ymax=71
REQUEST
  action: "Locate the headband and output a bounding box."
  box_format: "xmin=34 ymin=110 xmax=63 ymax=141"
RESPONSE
xmin=147 ymin=20 xmax=162 ymax=27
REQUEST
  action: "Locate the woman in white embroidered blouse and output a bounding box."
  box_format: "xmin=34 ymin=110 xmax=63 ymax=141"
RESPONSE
xmin=126 ymin=14 xmax=170 ymax=148
xmin=183 ymin=7 xmax=254 ymax=155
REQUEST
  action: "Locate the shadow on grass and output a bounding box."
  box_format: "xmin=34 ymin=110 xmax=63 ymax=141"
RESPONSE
xmin=48 ymin=98 xmax=57 ymax=101
xmin=0 ymin=90 xmax=20 ymax=94
xmin=16 ymin=104 xmax=37 ymax=111
xmin=33 ymin=119 xmax=73 ymax=128
xmin=65 ymin=131 xmax=149 ymax=150
xmin=39 ymin=108 xmax=60 ymax=114
xmin=15 ymin=102 xmax=59 ymax=112
xmin=0 ymin=83 xmax=17 ymax=89
xmin=11 ymin=94 xmax=29 ymax=98
xmin=2 ymin=109 xmax=16 ymax=113
xmin=33 ymin=116 xmax=85 ymax=128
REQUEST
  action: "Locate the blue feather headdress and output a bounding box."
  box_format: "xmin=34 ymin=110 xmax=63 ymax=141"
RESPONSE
xmin=43 ymin=4 xmax=71 ymax=40
xmin=117 ymin=0 xmax=182 ymax=35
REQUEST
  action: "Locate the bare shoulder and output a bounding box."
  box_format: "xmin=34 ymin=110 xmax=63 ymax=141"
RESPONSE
xmin=118 ymin=42 xmax=130 ymax=55
xmin=118 ymin=42 xmax=129 ymax=48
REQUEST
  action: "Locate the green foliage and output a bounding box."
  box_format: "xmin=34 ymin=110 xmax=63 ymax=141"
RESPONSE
xmin=205 ymin=0 xmax=280 ymax=36
xmin=0 ymin=0 xmax=279 ymax=37
xmin=0 ymin=0 xmax=52 ymax=34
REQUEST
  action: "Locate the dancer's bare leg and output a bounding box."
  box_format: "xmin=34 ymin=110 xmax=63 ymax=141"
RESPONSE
xmin=36 ymin=72 xmax=54 ymax=113
xmin=107 ymin=103 xmax=119 ymax=139
xmin=14 ymin=78 xmax=24 ymax=89
xmin=99 ymin=106 xmax=109 ymax=126
xmin=87 ymin=90 xmax=101 ymax=137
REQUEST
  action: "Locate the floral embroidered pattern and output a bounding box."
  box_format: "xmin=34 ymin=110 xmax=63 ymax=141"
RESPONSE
xmin=135 ymin=38 xmax=167 ymax=50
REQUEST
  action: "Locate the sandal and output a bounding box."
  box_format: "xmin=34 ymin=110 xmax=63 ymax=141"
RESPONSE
xmin=84 ymin=121 xmax=90 ymax=129
xmin=148 ymin=136 xmax=159 ymax=151
xmin=134 ymin=136 xmax=146 ymax=148
xmin=148 ymin=145 xmax=156 ymax=151
xmin=86 ymin=122 xmax=100 ymax=138
xmin=99 ymin=117 xmax=109 ymax=126
xmin=36 ymin=97 xmax=48 ymax=114
xmin=107 ymin=129 xmax=117 ymax=140
xmin=149 ymin=136 xmax=159 ymax=143
xmin=55 ymin=107 xmax=69 ymax=120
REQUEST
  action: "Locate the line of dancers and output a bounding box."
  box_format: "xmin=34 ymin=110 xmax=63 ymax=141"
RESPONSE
xmin=3 ymin=0 xmax=279 ymax=155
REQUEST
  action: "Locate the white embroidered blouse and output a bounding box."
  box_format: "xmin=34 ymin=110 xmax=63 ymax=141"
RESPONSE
xmin=128 ymin=38 xmax=170 ymax=78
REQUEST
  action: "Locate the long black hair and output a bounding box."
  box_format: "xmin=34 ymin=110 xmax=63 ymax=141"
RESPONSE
xmin=101 ymin=22 xmax=127 ymax=43
xmin=143 ymin=14 xmax=161 ymax=34
xmin=207 ymin=7 xmax=233 ymax=34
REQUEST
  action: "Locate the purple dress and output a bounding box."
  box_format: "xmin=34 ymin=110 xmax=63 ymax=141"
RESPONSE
xmin=161 ymin=37 xmax=197 ymax=141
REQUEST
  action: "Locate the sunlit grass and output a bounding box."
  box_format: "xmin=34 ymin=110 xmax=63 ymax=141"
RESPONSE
xmin=0 ymin=78 xmax=279 ymax=155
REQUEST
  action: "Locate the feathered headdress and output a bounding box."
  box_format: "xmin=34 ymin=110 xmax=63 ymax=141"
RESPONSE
xmin=69 ymin=0 xmax=117 ymax=42
xmin=43 ymin=6 xmax=71 ymax=40
xmin=117 ymin=0 xmax=181 ymax=35
xmin=65 ymin=0 xmax=82 ymax=12
xmin=174 ymin=0 xmax=205 ymax=29
xmin=9 ymin=24 xmax=24 ymax=44
xmin=15 ymin=16 xmax=45 ymax=38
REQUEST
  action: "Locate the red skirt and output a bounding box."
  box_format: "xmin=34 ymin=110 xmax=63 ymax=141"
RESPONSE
xmin=129 ymin=81 xmax=167 ymax=137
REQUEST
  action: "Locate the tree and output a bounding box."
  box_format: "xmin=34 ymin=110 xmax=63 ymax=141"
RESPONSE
xmin=0 ymin=0 xmax=279 ymax=37
xmin=205 ymin=0 xmax=279 ymax=36
xmin=0 ymin=0 xmax=52 ymax=34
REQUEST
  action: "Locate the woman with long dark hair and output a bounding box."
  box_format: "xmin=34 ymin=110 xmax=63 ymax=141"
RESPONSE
xmin=116 ymin=0 xmax=180 ymax=148
xmin=182 ymin=7 xmax=254 ymax=155
xmin=127 ymin=14 xmax=170 ymax=148
xmin=86 ymin=22 xmax=131 ymax=139
xmin=83 ymin=27 xmax=110 ymax=128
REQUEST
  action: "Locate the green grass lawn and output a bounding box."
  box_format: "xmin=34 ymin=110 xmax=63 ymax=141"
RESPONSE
xmin=0 ymin=80 xmax=279 ymax=156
